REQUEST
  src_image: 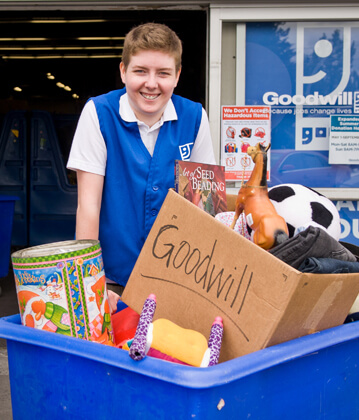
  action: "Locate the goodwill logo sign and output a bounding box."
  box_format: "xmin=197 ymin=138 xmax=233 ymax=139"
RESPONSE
xmin=245 ymin=22 xmax=359 ymax=153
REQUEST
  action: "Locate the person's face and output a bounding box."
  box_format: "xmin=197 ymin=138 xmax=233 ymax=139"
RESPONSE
xmin=120 ymin=50 xmax=181 ymax=127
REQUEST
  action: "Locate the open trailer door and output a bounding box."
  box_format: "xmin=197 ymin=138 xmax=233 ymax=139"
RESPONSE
xmin=0 ymin=111 xmax=77 ymax=247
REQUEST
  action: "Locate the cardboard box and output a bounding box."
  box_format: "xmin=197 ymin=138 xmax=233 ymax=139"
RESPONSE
xmin=122 ymin=189 xmax=359 ymax=363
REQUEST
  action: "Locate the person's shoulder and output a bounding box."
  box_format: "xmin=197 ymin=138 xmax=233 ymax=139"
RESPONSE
xmin=171 ymin=94 xmax=202 ymax=112
xmin=91 ymin=87 xmax=126 ymax=104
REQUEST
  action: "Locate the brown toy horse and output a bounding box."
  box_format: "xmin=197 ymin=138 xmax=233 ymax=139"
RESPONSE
xmin=230 ymin=142 xmax=289 ymax=250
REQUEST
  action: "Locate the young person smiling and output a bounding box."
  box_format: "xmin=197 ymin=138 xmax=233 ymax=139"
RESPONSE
xmin=67 ymin=23 xmax=216 ymax=311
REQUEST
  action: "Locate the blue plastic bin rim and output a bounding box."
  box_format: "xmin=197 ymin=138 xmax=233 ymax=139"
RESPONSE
xmin=0 ymin=195 xmax=19 ymax=201
xmin=1 ymin=314 xmax=359 ymax=389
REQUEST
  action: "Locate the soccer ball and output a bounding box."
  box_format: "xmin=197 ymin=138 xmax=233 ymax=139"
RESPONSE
xmin=268 ymin=184 xmax=341 ymax=240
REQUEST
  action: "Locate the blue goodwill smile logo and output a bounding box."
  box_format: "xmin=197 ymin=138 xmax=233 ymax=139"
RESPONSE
xmin=179 ymin=143 xmax=194 ymax=160
xmin=247 ymin=22 xmax=359 ymax=152
xmin=294 ymin=24 xmax=356 ymax=150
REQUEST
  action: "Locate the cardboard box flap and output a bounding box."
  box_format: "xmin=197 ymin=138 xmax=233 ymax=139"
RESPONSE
xmin=267 ymin=271 xmax=359 ymax=347
xmin=122 ymin=189 xmax=359 ymax=362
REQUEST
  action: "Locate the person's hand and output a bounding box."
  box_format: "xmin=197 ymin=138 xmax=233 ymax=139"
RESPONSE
xmin=107 ymin=289 xmax=121 ymax=314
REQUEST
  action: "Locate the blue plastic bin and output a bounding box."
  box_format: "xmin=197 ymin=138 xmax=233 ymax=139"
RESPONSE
xmin=0 ymin=196 xmax=18 ymax=278
xmin=1 ymin=314 xmax=359 ymax=419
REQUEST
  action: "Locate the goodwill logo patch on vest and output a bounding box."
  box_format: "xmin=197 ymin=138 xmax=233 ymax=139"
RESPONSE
xmin=179 ymin=143 xmax=193 ymax=160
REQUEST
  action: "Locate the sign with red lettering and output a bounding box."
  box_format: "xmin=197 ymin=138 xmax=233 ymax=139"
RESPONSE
xmin=221 ymin=106 xmax=271 ymax=181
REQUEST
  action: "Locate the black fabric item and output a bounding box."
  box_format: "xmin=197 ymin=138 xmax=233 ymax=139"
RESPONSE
xmin=344 ymin=312 xmax=359 ymax=323
xmin=340 ymin=241 xmax=359 ymax=261
xmin=269 ymin=226 xmax=357 ymax=269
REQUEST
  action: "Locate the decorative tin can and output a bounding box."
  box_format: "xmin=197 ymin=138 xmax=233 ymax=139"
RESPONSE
xmin=11 ymin=240 xmax=114 ymax=346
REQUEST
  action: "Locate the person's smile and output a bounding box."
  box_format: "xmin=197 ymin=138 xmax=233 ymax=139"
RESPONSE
xmin=140 ymin=92 xmax=161 ymax=100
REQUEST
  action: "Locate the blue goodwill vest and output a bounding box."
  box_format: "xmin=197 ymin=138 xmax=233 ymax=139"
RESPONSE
xmin=92 ymin=88 xmax=202 ymax=286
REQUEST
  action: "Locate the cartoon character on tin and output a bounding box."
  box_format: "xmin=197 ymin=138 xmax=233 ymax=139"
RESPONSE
xmin=24 ymin=297 xmax=72 ymax=336
xmin=45 ymin=272 xmax=63 ymax=300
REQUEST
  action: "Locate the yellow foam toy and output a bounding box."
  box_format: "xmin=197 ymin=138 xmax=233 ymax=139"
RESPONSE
xmin=151 ymin=318 xmax=208 ymax=367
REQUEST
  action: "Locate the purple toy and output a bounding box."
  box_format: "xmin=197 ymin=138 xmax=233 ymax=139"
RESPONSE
xmin=129 ymin=294 xmax=156 ymax=361
xmin=208 ymin=317 xmax=224 ymax=366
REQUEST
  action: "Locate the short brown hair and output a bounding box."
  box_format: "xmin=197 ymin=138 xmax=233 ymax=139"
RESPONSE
xmin=121 ymin=23 xmax=182 ymax=73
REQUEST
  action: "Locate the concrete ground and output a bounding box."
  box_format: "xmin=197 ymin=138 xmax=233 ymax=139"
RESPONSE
xmin=0 ymin=267 xmax=19 ymax=420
